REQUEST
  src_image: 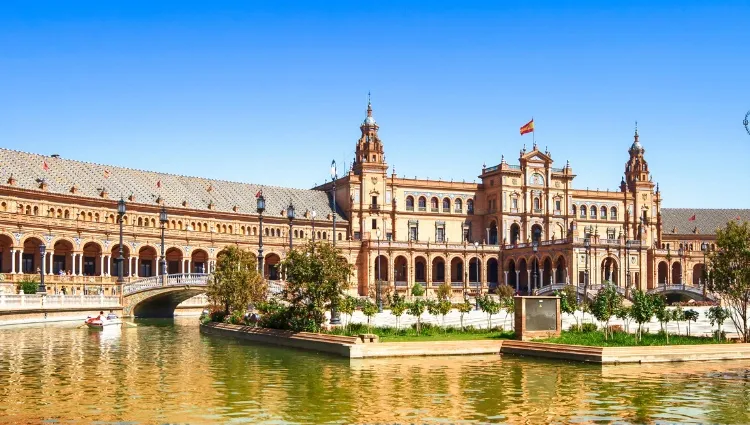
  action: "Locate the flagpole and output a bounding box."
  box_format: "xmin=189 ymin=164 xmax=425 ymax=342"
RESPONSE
xmin=532 ymin=116 xmax=535 ymax=146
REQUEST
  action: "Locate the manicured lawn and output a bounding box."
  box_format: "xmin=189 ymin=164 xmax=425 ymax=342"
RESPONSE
xmin=326 ymin=323 xmax=515 ymax=342
xmin=537 ymin=330 xmax=729 ymax=347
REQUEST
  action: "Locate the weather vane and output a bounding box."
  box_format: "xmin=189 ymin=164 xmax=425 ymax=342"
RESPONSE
xmin=744 ymin=111 xmax=750 ymax=136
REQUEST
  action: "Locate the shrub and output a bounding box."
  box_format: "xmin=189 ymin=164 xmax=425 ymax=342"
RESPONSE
xmin=411 ymin=283 xmax=425 ymax=297
xmin=210 ymin=310 xmax=228 ymax=323
xmin=436 ymin=282 xmax=452 ymax=301
xmin=495 ymin=284 xmax=515 ymax=299
xmin=18 ymin=279 xmax=38 ymax=294
xmin=569 ymin=322 xmax=598 ymax=332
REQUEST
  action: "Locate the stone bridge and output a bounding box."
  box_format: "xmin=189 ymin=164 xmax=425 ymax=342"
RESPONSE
xmin=647 ymin=284 xmax=717 ymax=302
xmin=536 ymin=283 xmax=626 ymax=300
xmin=122 ymin=274 xmax=286 ymax=318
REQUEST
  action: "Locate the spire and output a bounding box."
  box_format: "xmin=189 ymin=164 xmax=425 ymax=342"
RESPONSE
xmin=362 ymin=92 xmax=376 ymax=126
xmin=630 ymin=120 xmax=643 ymax=152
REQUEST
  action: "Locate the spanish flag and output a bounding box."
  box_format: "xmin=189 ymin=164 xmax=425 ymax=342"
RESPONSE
xmin=520 ymin=119 xmax=534 ymax=135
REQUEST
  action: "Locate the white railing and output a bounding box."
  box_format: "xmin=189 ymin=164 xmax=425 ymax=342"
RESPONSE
xmin=123 ymin=273 xmax=210 ymax=295
xmin=267 ymin=280 xmax=285 ymax=295
xmin=0 ymin=294 xmax=120 ymax=310
xmin=648 ymin=284 xmax=715 ymax=300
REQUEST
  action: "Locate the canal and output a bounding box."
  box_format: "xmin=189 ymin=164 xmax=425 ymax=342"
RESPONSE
xmin=1 ymin=318 xmax=749 ymax=424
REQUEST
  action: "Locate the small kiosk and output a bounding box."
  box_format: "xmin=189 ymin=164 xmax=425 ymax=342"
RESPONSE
xmin=514 ymin=296 xmax=561 ymax=341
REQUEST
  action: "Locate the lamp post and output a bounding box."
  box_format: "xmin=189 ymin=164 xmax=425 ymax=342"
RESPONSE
xmin=701 ymin=242 xmax=709 ymax=298
xmin=38 ymin=244 xmax=46 ymax=293
xmin=678 ymin=246 xmax=684 ymax=286
xmin=257 ymin=193 xmax=265 ymax=275
xmin=376 ymin=228 xmax=382 ymax=312
xmin=582 ymin=238 xmax=591 ymax=304
xmin=117 ymin=198 xmax=126 ymax=284
xmin=159 ymin=206 xmax=168 ymax=280
xmin=287 ymin=201 xmax=295 ymax=251
xmin=329 ymin=160 xmax=342 ymax=325
xmin=625 ymin=240 xmax=632 ymax=299
xmin=532 ymin=240 xmax=539 ymax=294
xmin=311 ymin=210 xmax=317 ymax=244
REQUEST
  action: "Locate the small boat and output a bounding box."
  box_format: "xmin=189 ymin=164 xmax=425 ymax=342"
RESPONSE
xmin=85 ymin=316 xmax=122 ymax=329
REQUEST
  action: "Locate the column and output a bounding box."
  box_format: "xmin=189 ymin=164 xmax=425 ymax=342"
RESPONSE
xmin=78 ymin=253 xmax=83 ymax=276
xmin=99 ymin=255 xmax=104 ymax=276
xmin=504 ymin=270 xmax=508 ymax=285
xmin=527 ymin=270 xmax=531 ymax=292
xmin=480 ymin=256 xmax=486 ymax=290
xmin=426 ymin=256 xmax=432 ymax=287
xmin=180 ymin=258 xmax=184 ymax=274
xmin=515 ymin=270 xmax=520 ymax=292
xmin=444 ymin=261 xmax=449 ymax=285
xmin=565 ymin=267 xmax=569 ymax=284
xmin=10 ymin=249 xmax=16 ymax=274
xmin=187 ymin=259 xmax=192 ymax=274
xmin=540 ymin=269 xmax=544 ymax=288
xmin=133 ymin=256 xmax=139 ymax=278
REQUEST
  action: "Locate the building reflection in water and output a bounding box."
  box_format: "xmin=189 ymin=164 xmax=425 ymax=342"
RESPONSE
xmin=0 ymin=320 xmax=749 ymax=424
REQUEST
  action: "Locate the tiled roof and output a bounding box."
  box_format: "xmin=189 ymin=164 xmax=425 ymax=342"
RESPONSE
xmin=0 ymin=148 xmax=346 ymax=221
xmin=661 ymin=208 xmax=750 ymax=235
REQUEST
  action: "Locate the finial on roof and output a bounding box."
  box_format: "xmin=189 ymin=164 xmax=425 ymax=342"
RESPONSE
xmin=501 ymin=154 xmax=505 ymax=163
xmin=482 ymin=161 xmax=486 ymax=169
xmin=656 ymin=182 xmax=660 ymax=192
xmin=566 ymin=159 xmax=570 ymax=168
xmin=7 ymin=174 xmax=15 ymax=186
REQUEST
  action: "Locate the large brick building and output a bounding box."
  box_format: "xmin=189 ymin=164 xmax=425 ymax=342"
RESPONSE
xmin=0 ymin=99 xmax=747 ymax=300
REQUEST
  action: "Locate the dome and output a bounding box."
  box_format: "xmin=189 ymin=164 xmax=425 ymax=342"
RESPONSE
xmin=630 ymin=139 xmax=642 ymax=151
xmin=363 ymin=115 xmax=376 ymax=125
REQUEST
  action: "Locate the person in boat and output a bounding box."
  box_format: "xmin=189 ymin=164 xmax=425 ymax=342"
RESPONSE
xmin=106 ymin=310 xmax=118 ymax=320
xmin=98 ymin=311 xmax=106 ymax=321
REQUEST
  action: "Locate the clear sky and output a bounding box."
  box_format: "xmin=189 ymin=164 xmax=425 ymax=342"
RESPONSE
xmin=1 ymin=0 xmax=748 ymax=208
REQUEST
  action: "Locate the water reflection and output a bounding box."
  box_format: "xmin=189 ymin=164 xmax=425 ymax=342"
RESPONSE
xmin=0 ymin=319 xmax=748 ymax=424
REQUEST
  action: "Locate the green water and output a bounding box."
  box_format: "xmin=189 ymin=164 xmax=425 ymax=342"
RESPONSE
xmin=0 ymin=318 xmax=749 ymax=424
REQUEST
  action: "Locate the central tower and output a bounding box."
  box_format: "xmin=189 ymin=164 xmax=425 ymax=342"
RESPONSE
xmin=352 ymin=94 xmax=387 ymax=175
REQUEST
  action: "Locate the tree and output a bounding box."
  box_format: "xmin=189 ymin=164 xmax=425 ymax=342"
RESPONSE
xmin=478 ymin=294 xmax=501 ymax=329
xmin=555 ymin=285 xmax=580 ymax=328
xmin=281 ymin=241 xmax=354 ymax=332
xmin=499 ymin=296 xmax=515 ymax=330
xmin=390 ymin=293 xmax=407 ymax=330
xmin=707 ymin=306 xmax=730 ymax=341
xmin=684 ymin=309 xmax=699 ymax=336
xmin=207 ymin=246 xmax=266 ymax=315
xmin=629 ymin=290 xmax=654 ymax=343
xmin=707 ymin=221 xmax=750 ymax=343
xmin=426 ymin=299 xmax=441 ymax=326
xmin=407 ymin=299 xmax=427 ymax=334
xmin=438 ymin=299 xmax=452 ymax=329
xmin=456 ymin=298 xmax=473 ymax=330
xmin=361 ymin=299 xmax=378 ymax=333
xmin=672 ymin=305 xmax=685 ymax=335
xmin=652 ymin=295 xmax=672 ymax=344
xmin=18 ymin=277 xmax=38 ymax=295
xmin=436 ymin=282 xmax=452 ymax=301
xmin=411 ymin=283 xmax=425 ymax=297
xmin=590 ymin=283 xmax=623 ymax=340
xmin=338 ymin=295 xmax=358 ymax=330
xmin=616 ymin=305 xmax=632 ymax=334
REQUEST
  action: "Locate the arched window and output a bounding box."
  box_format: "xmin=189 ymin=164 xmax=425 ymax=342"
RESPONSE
xmin=405 ymin=196 xmax=415 ymax=211
xmin=430 ymin=197 xmax=438 ymax=211
xmin=138 ymin=217 xmax=143 ymax=226
xmin=338 ymin=233 xmax=343 ymax=241
xmin=572 ymin=205 xmax=577 ymax=216
xmin=26 ymin=205 xmax=32 ymax=215
xmin=294 ymin=230 xmax=298 ymax=238
xmin=580 ymin=205 xmax=587 ymax=218
xmin=265 ymin=228 xmax=269 ymax=236
xmin=322 ymin=231 xmax=327 ymax=239
xmin=64 ymin=209 xmax=70 ymax=219
xmin=600 ymin=206 xmax=607 ymax=219
xmin=533 ymin=197 xmax=540 ymax=210
xmin=57 ymin=209 xmax=62 ymax=218
xmin=418 ymin=197 xmax=427 ymax=211
xmin=467 ymin=199 xmax=474 ymax=214
xmin=610 ymin=207 xmax=617 ymax=220
xmin=590 ymin=206 xmax=597 ymax=219
xmin=442 ymin=198 xmax=450 ymax=212
xmin=454 ymin=199 xmax=463 ymax=213
xmin=228 ymin=225 xmax=233 ymax=234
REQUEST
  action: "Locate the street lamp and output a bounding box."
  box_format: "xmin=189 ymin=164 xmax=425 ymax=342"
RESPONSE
xmin=287 ymin=201 xmax=295 ymax=251
xmin=159 ymin=206 xmax=168 ymax=279
xmin=38 ymin=244 xmax=46 ymax=293
xmin=376 ymin=228 xmax=382 ymax=313
xmin=329 ymin=160 xmax=342 ymax=326
xmin=117 ymin=198 xmax=126 ymax=284
xmin=311 ymin=210 xmax=317 ymax=244
xmin=625 ymin=240 xmax=632 ymax=299
xmin=474 ymin=241 xmax=480 ymax=309
xmin=257 ymin=192 xmax=265 ymax=276
xmin=532 ymin=239 xmax=539 ymax=294
xmin=701 ymin=242 xmax=709 ymax=298
xmin=583 ymin=238 xmax=591 ymax=304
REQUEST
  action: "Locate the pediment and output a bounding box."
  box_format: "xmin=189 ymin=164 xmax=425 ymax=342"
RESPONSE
xmin=521 ymin=150 xmax=552 ymax=163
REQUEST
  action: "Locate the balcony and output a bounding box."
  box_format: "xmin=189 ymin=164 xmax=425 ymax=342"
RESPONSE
xmin=418 ymin=207 xmax=427 ymax=212
xmin=533 ymin=208 xmax=543 ymax=214
xmin=442 ymin=207 xmax=450 ymax=213
xmin=369 ymin=204 xmax=380 ymax=212
xmin=431 ymin=207 xmax=439 ymax=213
xmin=406 ymin=206 xmax=414 ymax=211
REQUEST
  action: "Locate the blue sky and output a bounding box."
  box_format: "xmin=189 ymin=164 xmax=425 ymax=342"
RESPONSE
xmin=1 ymin=1 xmax=748 ymax=207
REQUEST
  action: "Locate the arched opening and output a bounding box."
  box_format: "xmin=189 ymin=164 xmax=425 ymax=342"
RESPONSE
xmin=442 ymin=198 xmax=451 ymax=213
xmin=110 ymin=244 xmax=130 ymax=279
xmin=394 ymin=256 xmax=408 ymax=284
xmin=531 ymin=224 xmax=543 ymax=244
xmin=418 ymin=196 xmax=427 ymax=211
xmin=0 ymin=234 xmax=14 ymax=274
xmin=672 ymin=262 xmax=682 ymax=284
xmin=82 ymin=242 xmax=102 ymax=276
xmin=373 ymin=255 xmax=388 ymax=281
xmin=555 ymin=256 xmax=566 ymax=284
xmin=692 ymin=263 xmax=705 ymax=286
xmin=600 ymin=206 xmax=607 ymax=220
xmin=507 ymin=260 xmax=517 ymax=289
xmin=518 ymin=258 xmax=529 ymax=294
xmin=510 ymin=223 xmax=521 ymax=245
xmin=454 ymin=199 xmax=463 ymax=213
xmin=467 ymin=199 xmax=474 ymax=214
xmin=165 ymin=248 xmax=183 ymax=274
xmin=580 ymin=205 xmax=587 ymax=218
xmin=265 ymin=253 xmax=281 ymax=280
xmin=487 ymin=258 xmax=499 ymax=287
xmin=138 ymin=246 xmax=157 ymax=277
xmin=191 ymin=249 xmax=209 ymax=274
xmin=405 ymin=196 xmax=414 ymax=211
xmin=468 ymin=257 xmax=481 ymax=283
xmin=528 ymin=257 xmax=541 ymax=290
xmin=601 ymin=257 xmax=618 ymax=285
xmin=610 ymin=207 xmax=617 ymax=220
xmin=21 ymin=237 xmax=44 ymax=275
xmin=657 ymin=261 xmax=668 ymax=284
xmin=543 ymin=257 xmax=553 ymax=287
xmin=450 ymin=257 xmax=463 ymax=284
xmin=432 ymin=257 xmax=445 ymax=283
xmin=414 ymin=256 xmax=427 ymax=283
xmin=430 ymin=197 xmax=438 ymax=212
xmin=489 ymin=221 xmax=498 ymax=245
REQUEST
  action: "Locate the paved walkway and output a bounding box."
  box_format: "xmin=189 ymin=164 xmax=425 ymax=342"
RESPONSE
xmin=341 ymin=306 xmax=743 ymax=339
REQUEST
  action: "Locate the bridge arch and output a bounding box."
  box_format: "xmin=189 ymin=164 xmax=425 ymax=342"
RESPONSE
xmin=122 ymin=273 xmax=210 ymax=317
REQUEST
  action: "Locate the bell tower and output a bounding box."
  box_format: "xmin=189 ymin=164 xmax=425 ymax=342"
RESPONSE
xmin=622 ymin=123 xmax=658 ymax=244
xmin=352 ymin=93 xmax=387 ymax=175
xmin=624 ymin=125 xmax=650 ymax=190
